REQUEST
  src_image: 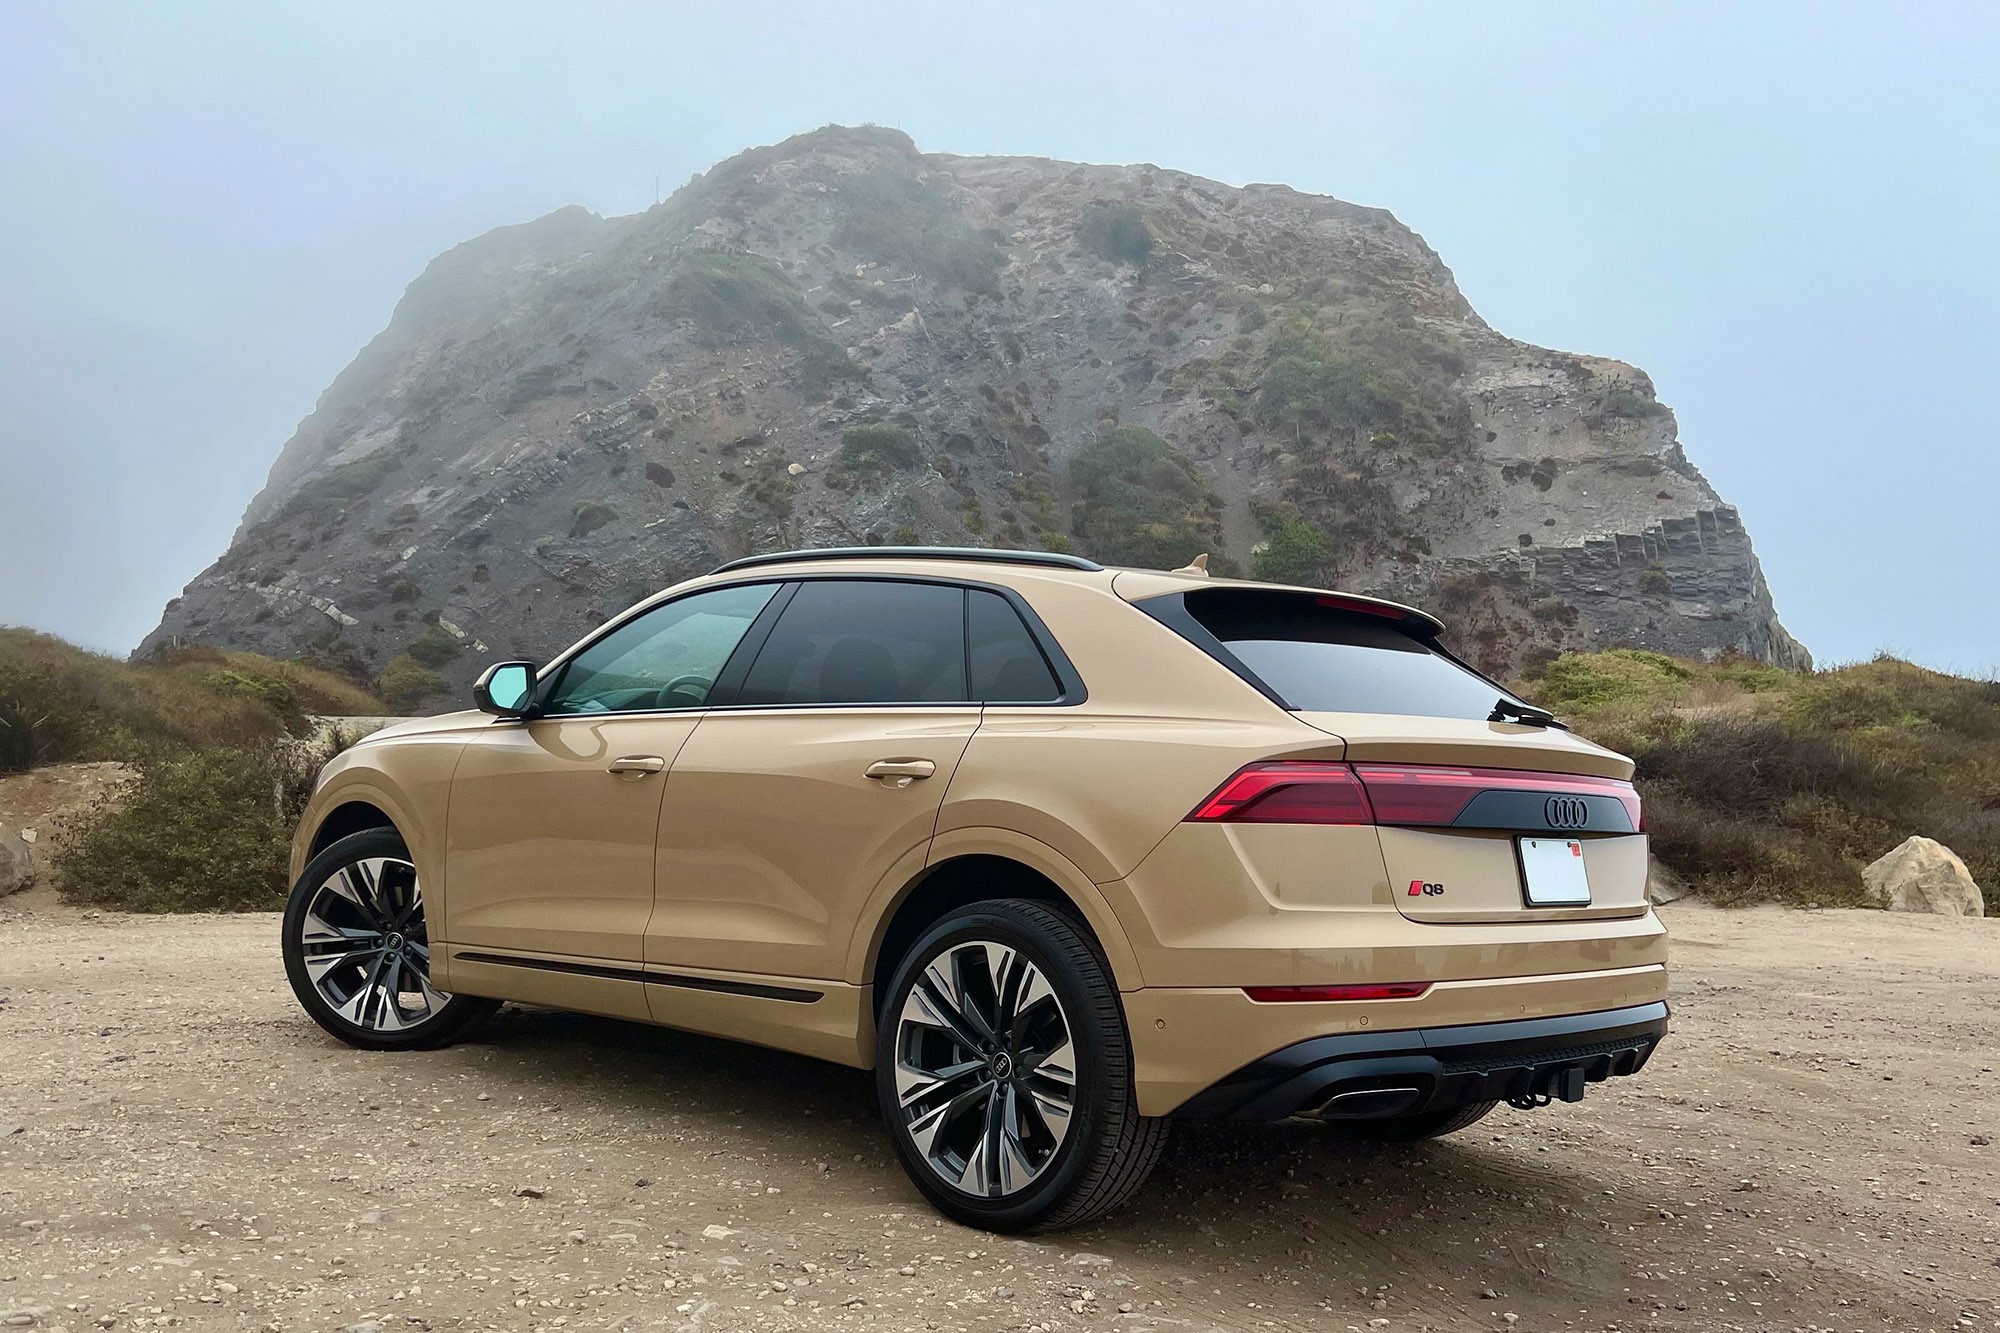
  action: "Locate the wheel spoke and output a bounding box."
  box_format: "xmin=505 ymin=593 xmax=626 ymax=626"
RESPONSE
xmin=298 ymin=853 xmax=453 ymax=1033
xmin=913 ymin=970 xmax=990 ymax=1055
xmin=893 ymin=935 xmax=1077 ymax=1201
xmin=895 ymin=1056 xmax=985 ymax=1109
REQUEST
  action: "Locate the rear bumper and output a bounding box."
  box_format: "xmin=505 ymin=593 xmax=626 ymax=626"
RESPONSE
xmin=1173 ymin=1001 xmax=1669 ymax=1121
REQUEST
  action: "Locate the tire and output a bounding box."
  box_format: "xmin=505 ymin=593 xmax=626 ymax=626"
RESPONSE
xmin=1343 ymin=1098 xmax=1498 ymax=1142
xmin=875 ymin=898 xmax=1168 ymax=1232
xmin=282 ymin=828 xmax=499 ymax=1051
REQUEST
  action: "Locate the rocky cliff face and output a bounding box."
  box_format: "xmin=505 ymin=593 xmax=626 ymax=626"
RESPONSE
xmin=144 ymin=125 xmax=1807 ymax=704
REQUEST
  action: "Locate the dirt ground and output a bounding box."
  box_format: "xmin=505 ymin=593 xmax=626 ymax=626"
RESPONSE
xmin=3 ymin=878 xmax=1998 ymax=1332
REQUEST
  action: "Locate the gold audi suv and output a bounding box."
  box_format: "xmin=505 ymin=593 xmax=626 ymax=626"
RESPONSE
xmin=283 ymin=548 xmax=1668 ymax=1231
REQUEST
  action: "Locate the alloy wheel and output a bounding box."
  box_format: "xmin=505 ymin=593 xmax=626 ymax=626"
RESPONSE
xmin=296 ymin=855 xmax=449 ymax=1032
xmin=892 ymin=940 xmax=1078 ymax=1197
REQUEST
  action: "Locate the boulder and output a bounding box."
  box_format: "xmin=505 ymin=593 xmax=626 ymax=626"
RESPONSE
xmin=1646 ymin=855 xmax=1692 ymax=906
xmin=0 ymin=829 xmax=34 ymax=898
xmin=1861 ymin=836 xmax=1986 ymax=916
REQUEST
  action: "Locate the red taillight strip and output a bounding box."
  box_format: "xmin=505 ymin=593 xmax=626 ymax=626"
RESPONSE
xmin=1352 ymin=763 xmax=1642 ymax=830
xmin=1185 ymin=760 xmax=1642 ymax=830
xmin=1186 ymin=761 xmax=1373 ymax=824
xmin=1243 ymin=982 xmax=1432 ymax=1002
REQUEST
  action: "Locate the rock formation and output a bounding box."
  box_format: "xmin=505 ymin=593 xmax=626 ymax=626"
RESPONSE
xmin=143 ymin=125 xmax=1807 ymax=704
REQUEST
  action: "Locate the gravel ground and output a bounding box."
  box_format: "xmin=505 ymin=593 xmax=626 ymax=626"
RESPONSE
xmin=2 ymin=885 xmax=1997 ymax=1333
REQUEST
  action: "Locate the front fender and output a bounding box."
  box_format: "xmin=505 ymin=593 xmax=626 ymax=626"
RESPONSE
xmin=292 ymin=733 xmax=472 ymax=973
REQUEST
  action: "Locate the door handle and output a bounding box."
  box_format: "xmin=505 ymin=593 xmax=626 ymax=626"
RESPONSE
xmin=608 ymin=755 xmax=666 ymax=776
xmin=865 ymin=758 xmax=936 ymax=787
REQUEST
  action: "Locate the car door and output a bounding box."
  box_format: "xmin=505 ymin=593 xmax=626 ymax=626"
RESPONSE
xmin=648 ymin=578 xmax=980 ymax=984
xmin=443 ymin=581 xmax=782 ymax=970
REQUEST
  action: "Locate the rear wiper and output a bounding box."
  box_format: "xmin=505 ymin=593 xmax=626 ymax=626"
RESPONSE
xmin=1489 ymin=698 xmax=1565 ymax=729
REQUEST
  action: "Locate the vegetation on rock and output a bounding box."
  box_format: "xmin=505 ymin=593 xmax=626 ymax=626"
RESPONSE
xmin=1078 ymin=202 xmax=1153 ymax=267
xmin=1069 ymin=426 xmax=1229 ymax=571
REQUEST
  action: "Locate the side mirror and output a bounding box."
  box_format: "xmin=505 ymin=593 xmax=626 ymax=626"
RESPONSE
xmin=474 ymin=661 xmax=539 ymax=718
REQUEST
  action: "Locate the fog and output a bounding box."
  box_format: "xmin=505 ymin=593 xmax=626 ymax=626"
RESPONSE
xmin=3 ymin=1 xmax=1994 ymax=670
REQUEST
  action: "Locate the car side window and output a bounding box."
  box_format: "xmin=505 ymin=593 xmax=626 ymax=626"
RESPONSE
xmin=968 ymin=589 xmax=1062 ymax=703
xmin=540 ymin=582 xmax=779 ymax=715
xmin=738 ymin=580 xmax=967 ymax=706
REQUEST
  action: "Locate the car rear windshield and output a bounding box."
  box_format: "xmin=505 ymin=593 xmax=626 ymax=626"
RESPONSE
xmin=1164 ymin=588 xmax=1529 ymax=720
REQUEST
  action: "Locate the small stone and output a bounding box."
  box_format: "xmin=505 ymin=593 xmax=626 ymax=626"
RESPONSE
xmin=787 ymin=463 xmax=806 ymax=476
xmin=358 ymin=1211 xmax=385 ymax=1225
xmin=565 ymin=1229 xmax=586 ymax=1243
xmin=1502 ymin=1315 xmax=1520 ymax=1326
xmin=213 ymin=1281 xmax=238 ymax=1295
xmin=634 ymin=1178 xmax=652 ymax=1187
xmin=1480 ymin=1288 xmax=1500 ymax=1299
xmin=1067 ymin=1252 xmax=1113 ymax=1267
xmin=702 ymin=1224 xmax=739 ymax=1240
xmin=1971 ymin=1135 xmax=1991 ymax=1147
xmin=514 ymin=1187 xmax=545 ymax=1199
xmin=0 ymin=1126 xmax=21 ymax=1137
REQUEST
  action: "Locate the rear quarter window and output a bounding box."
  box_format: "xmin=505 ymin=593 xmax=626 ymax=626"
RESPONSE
xmin=1155 ymin=587 xmax=1527 ymax=721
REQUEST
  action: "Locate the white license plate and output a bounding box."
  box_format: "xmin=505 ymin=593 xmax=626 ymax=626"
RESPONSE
xmin=1519 ymin=836 xmax=1591 ymax=906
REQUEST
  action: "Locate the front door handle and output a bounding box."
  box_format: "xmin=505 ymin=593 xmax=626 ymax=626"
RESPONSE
xmin=865 ymin=758 xmax=936 ymax=787
xmin=608 ymin=755 xmax=666 ymax=776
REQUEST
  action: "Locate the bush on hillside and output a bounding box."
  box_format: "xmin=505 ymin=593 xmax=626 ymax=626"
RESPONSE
xmin=53 ymin=747 xmax=295 ymax=912
xmin=1068 ymin=426 xmax=1229 ymax=571
xmin=0 ymin=628 xmax=384 ymax=768
xmin=1517 ymin=652 xmax=2000 ymax=910
xmin=838 ymin=423 xmax=923 ymax=476
xmin=1078 ymin=202 xmax=1153 ymax=267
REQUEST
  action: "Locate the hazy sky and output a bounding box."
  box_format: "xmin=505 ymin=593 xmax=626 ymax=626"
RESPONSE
xmin=3 ymin=2 xmax=1994 ymax=671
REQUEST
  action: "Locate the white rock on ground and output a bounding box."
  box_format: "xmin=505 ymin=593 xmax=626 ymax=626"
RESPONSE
xmin=1861 ymin=835 xmax=1986 ymax=916
xmin=1646 ymin=855 xmax=1692 ymax=905
xmin=0 ymin=829 xmax=34 ymax=898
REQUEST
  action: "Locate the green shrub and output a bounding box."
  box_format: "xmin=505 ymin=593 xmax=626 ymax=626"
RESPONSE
xmin=1638 ymin=563 xmax=1673 ymax=596
xmin=53 ymin=748 xmax=293 ymax=912
xmin=1252 ymin=516 xmax=1330 ymax=585
xmin=1078 ymin=202 xmax=1153 ymax=267
xmin=1069 ymin=426 xmax=1226 ymax=570
xmin=0 ymin=698 xmax=46 ymax=772
xmin=656 ymin=249 xmax=856 ymax=395
xmin=277 ymin=448 xmax=407 ymax=519
xmin=569 ymin=502 xmax=616 ymax=538
xmin=1604 ymin=388 xmax=1664 ymax=419
xmin=831 ymin=168 xmax=1003 ymax=292
xmin=403 ymin=626 xmax=462 ymax=669
xmin=1254 ymin=300 xmax=1471 ymax=454
xmin=839 ymin=424 xmax=923 ymax=475
xmin=378 ymin=653 xmax=448 ymax=712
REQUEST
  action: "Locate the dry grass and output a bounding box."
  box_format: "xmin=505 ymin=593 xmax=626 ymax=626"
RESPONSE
xmin=0 ymin=627 xmax=384 ymax=771
xmin=1516 ymin=650 xmax=2000 ymax=909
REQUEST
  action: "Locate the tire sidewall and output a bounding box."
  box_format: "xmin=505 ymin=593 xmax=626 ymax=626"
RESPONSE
xmin=282 ymin=827 xmax=465 ymax=1051
xmin=875 ymin=902 xmax=1123 ymax=1231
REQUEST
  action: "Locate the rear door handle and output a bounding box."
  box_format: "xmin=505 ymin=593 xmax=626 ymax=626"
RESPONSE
xmin=608 ymin=755 xmax=666 ymax=776
xmin=865 ymin=759 xmax=936 ymax=787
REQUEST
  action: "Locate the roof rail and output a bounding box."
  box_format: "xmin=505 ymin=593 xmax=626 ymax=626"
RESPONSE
xmin=710 ymin=546 xmax=1105 ymax=576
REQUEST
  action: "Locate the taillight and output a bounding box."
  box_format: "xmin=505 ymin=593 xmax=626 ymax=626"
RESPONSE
xmin=1186 ymin=762 xmax=1373 ymax=824
xmin=1185 ymin=760 xmax=1642 ymax=830
xmin=1354 ymin=764 xmax=1642 ymax=830
xmin=1244 ymin=982 xmax=1431 ymax=1002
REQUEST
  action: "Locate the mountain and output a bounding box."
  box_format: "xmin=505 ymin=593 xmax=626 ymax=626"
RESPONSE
xmin=142 ymin=125 xmax=1808 ymax=706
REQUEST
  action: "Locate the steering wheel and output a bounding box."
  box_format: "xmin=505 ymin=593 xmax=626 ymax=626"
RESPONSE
xmin=657 ymin=674 xmax=713 ymax=708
